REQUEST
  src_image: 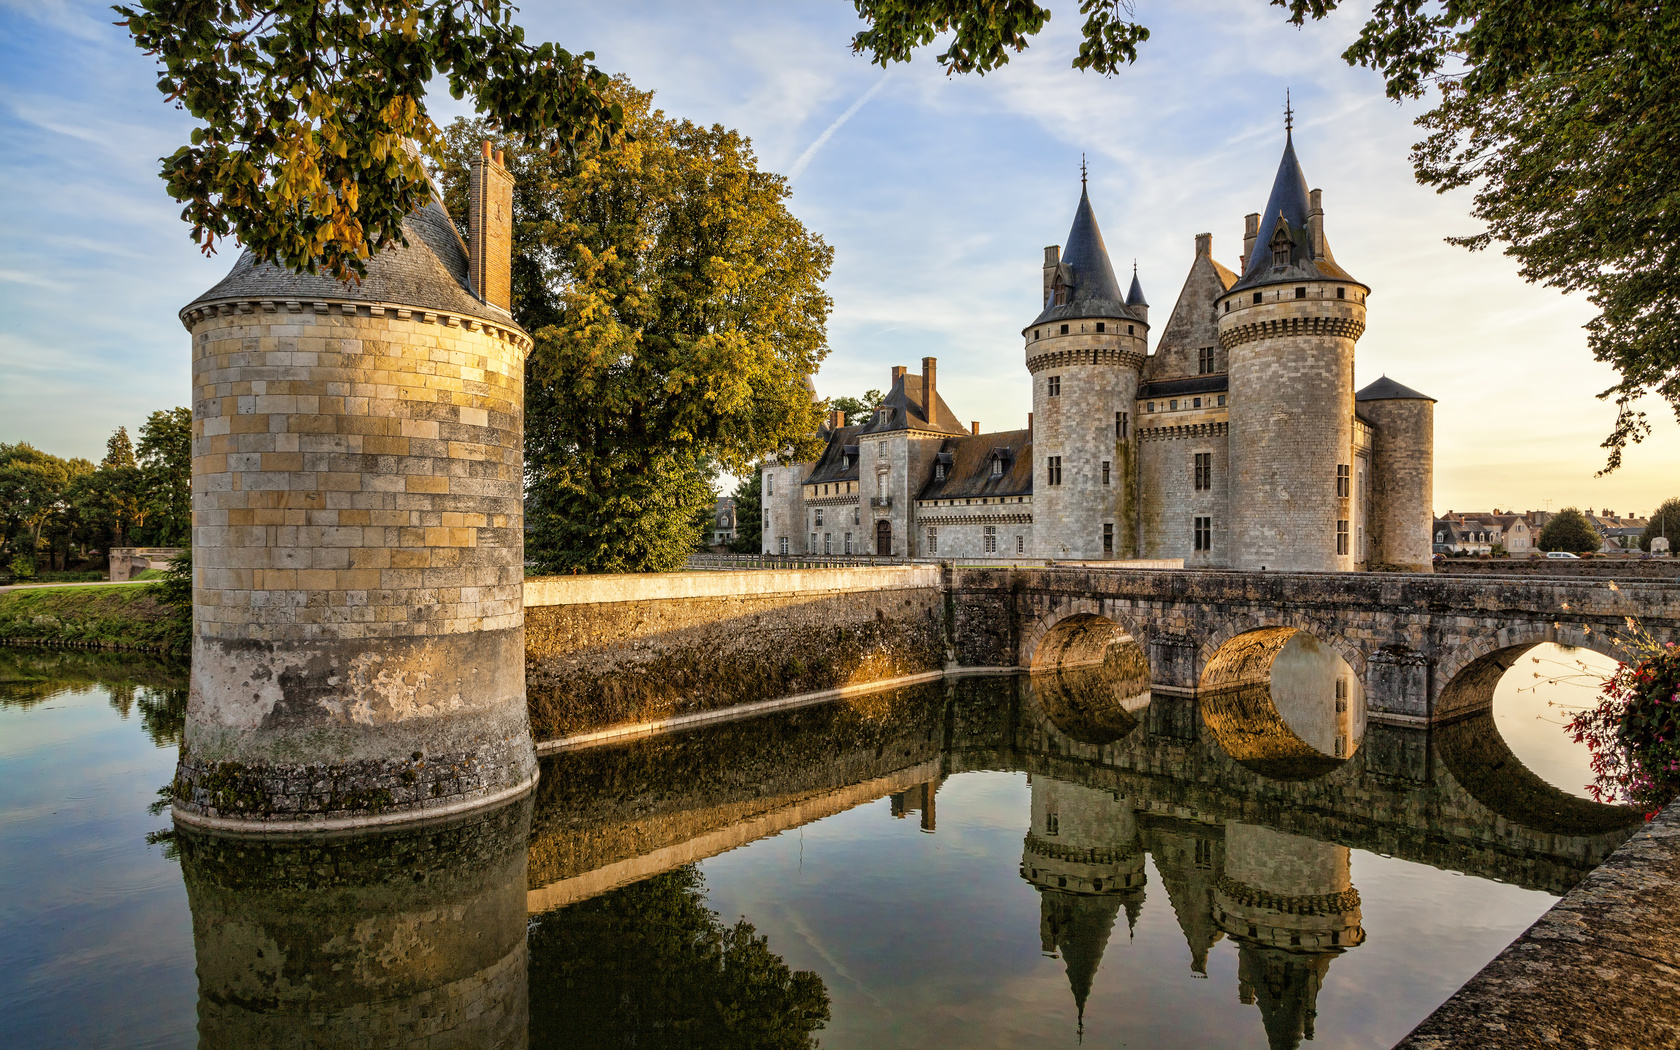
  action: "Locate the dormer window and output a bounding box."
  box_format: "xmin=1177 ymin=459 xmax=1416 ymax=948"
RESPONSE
xmin=876 ymin=408 xmax=891 ymax=425
xmin=990 ymin=456 xmax=1003 ymax=478
xmin=935 ymin=463 xmax=946 ymax=481
xmin=1269 ymin=219 xmax=1295 ymax=267
xmin=1052 ymin=273 xmax=1070 ymax=306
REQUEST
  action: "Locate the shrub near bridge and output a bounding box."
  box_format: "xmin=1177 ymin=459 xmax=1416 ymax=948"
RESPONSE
xmin=1567 ymin=636 xmax=1680 ymax=817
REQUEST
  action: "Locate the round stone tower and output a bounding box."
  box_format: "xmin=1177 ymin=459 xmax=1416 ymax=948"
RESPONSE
xmin=1217 ymin=129 xmax=1368 ymax=572
xmin=1355 ymin=377 xmax=1436 ymax=571
xmin=1025 ymin=183 xmax=1147 ymax=560
xmin=173 ymin=145 xmax=538 ymax=831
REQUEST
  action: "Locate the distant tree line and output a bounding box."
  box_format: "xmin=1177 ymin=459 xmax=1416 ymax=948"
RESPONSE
xmin=0 ymin=408 xmax=191 ymax=579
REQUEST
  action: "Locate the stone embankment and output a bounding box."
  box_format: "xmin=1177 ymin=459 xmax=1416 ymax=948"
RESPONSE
xmin=1394 ymin=799 xmax=1680 ymax=1049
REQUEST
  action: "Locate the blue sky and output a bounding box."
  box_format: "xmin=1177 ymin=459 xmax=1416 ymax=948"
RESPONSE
xmin=2 ymin=0 xmax=1674 ymax=515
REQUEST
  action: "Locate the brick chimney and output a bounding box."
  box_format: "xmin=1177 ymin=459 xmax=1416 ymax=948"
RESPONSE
xmin=830 ymin=408 xmax=845 ymax=430
xmin=469 ymin=140 xmax=514 ymax=312
xmin=921 ymin=357 xmax=938 ymax=427
xmin=891 ymin=365 xmax=907 ymax=387
xmin=1241 ymin=212 xmax=1260 ymax=271
xmin=1308 ymin=189 xmax=1326 ymax=260
xmin=971 ymin=421 xmax=979 ymax=436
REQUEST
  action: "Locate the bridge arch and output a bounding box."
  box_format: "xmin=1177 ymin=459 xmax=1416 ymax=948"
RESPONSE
xmin=1019 ymin=598 xmax=1149 ymax=671
xmin=1434 ymin=623 xmax=1625 ymax=724
xmin=1198 ymin=613 xmax=1367 ymax=684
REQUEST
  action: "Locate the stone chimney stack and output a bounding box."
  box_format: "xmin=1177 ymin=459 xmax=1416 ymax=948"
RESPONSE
xmin=971 ymin=421 xmax=980 ymax=436
xmin=1242 ymin=212 xmax=1260 ymax=271
xmin=921 ymin=357 xmax=938 ymax=427
xmin=1028 ymin=411 xmax=1034 ymax=434
xmin=470 ymin=140 xmax=514 ymax=312
xmin=829 ymin=408 xmax=845 ymax=430
xmin=892 ymin=365 xmax=907 ymax=386
xmin=1308 ymin=189 xmax=1326 ymax=260
xmin=1042 ymin=245 xmax=1060 ymax=306
xmin=1195 ymin=232 xmax=1212 ymax=258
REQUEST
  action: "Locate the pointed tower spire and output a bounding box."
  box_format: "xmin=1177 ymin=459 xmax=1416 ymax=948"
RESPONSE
xmin=1228 ymin=116 xmax=1361 ymax=294
xmin=1126 ymin=259 xmax=1148 ymax=308
xmin=1030 ymin=179 xmax=1131 ymax=324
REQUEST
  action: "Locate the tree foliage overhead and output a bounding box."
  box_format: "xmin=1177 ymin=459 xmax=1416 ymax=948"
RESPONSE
xmin=1537 ymin=506 xmax=1601 ymax=554
xmin=850 ymin=1 xmax=1680 ymax=472
xmin=433 ymin=80 xmax=832 ymax=573
xmin=116 ymin=0 xmax=622 ymax=281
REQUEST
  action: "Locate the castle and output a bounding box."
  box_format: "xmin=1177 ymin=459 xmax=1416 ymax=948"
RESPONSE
xmin=764 ymin=126 xmax=1435 ymax=572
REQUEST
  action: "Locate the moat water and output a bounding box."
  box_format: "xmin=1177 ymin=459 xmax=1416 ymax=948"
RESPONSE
xmin=0 ymin=643 xmax=1636 ymax=1049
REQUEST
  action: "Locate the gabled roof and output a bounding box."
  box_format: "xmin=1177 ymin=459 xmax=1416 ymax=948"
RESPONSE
xmin=803 ymin=425 xmax=866 ymax=486
xmin=1228 ymin=130 xmax=1362 ymax=295
xmin=917 ymin=429 xmax=1034 ymax=500
xmin=184 ymin=200 xmax=517 ymax=328
xmin=855 ymin=371 xmax=970 ymax=437
xmin=1030 ymin=187 xmax=1142 ymax=328
xmin=1355 ymin=376 xmax=1435 ymax=402
xmin=1143 ymin=240 xmax=1240 ymax=383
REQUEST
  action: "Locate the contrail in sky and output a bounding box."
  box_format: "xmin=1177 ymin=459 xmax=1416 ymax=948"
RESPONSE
xmin=787 ymin=72 xmax=895 ymax=182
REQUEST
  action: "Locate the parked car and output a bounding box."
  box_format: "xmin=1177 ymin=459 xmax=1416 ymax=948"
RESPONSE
xmin=1545 ymin=551 xmax=1581 ymax=560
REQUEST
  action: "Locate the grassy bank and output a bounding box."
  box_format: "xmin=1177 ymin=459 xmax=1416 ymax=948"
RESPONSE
xmin=0 ymin=584 xmax=184 ymax=652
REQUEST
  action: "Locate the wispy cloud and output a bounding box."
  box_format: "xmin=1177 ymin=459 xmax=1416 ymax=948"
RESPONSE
xmin=788 ymin=71 xmax=894 ymax=182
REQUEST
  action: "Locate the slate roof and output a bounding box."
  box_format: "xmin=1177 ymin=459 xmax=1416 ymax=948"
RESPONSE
xmin=1126 ymin=265 xmax=1149 ymax=308
xmin=183 ymin=200 xmax=516 ymax=327
xmin=916 ymin=429 xmax=1034 ymax=500
xmin=854 ymin=371 xmax=970 ymax=437
xmin=1031 ymin=187 xmax=1142 ymax=328
xmin=802 ymin=425 xmax=866 ymax=486
xmin=1355 ymin=375 xmax=1435 ymax=402
xmin=1139 ymin=375 xmax=1228 ymax=400
xmin=1229 ymin=130 xmax=1362 ymax=295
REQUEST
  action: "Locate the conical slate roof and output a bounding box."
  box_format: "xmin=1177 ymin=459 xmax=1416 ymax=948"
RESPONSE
xmin=1229 ymin=130 xmax=1360 ymax=295
xmin=1355 ymin=375 xmax=1435 ymax=402
xmin=1031 ymin=187 xmax=1141 ymax=327
xmin=183 ymin=200 xmax=516 ymax=328
xmin=1126 ymin=263 xmax=1149 ymax=307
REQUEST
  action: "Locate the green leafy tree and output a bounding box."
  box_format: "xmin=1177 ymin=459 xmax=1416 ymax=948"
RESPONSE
xmin=528 ymin=865 xmax=830 ymax=1049
xmin=728 ymin=467 xmax=763 ymax=553
xmin=72 ymin=427 xmax=148 ymax=551
xmin=1538 ymin=507 xmax=1602 ymax=554
xmin=433 ymin=80 xmax=832 ymax=573
xmin=137 ymin=408 xmax=192 ymax=547
xmin=0 ymin=443 xmax=76 ymax=566
xmin=829 ymin=388 xmax=885 ymax=426
xmin=116 ymin=0 xmax=622 ymax=282
xmin=1642 ymin=498 xmax=1680 ymax=553
xmin=850 ymin=1 xmax=1680 ymax=472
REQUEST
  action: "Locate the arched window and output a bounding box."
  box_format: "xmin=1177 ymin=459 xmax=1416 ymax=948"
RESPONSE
xmin=1052 ymin=273 xmax=1070 ymax=306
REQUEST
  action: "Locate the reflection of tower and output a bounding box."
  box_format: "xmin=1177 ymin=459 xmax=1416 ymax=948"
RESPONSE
xmin=180 ymin=798 xmax=532 ymax=1049
xmin=1214 ymin=823 xmax=1365 ymax=1050
xmin=890 ymin=778 xmax=940 ymax=832
xmin=1019 ymin=776 xmax=1145 ymax=1033
xmin=1144 ymin=818 xmax=1226 ymax=975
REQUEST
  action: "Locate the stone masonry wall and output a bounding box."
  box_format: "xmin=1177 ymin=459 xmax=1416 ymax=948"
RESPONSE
xmin=1361 ymin=396 xmax=1433 ymax=571
xmin=1137 ymin=419 xmax=1229 ymax=565
xmin=524 ymin=566 xmax=948 ymax=741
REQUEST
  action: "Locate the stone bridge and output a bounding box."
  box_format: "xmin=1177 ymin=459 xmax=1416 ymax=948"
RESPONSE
xmin=948 ymin=566 xmax=1680 ymax=726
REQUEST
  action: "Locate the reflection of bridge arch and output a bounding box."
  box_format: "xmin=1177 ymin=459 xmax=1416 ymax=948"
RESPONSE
xmin=1433 ymin=711 xmax=1638 ymax=835
xmin=1020 ymin=599 xmax=1148 ymax=671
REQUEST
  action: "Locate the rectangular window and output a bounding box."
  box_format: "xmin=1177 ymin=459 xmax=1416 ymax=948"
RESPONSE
xmin=854 ymin=507 xmax=860 ymax=525
xmin=1103 ymin=523 xmax=1113 ymax=553
xmin=765 ymin=474 xmax=773 ymax=496
xmin=926 ymin=528 xmax=937 ymax=555
xmin=809 ymin=533 xmax=817 ymax=553
xmin=1116 ymin=411 xmax=1128 ymax=440
xmin=815 ymin=508 xmax=824 ymax=526
xmin=1016 ymin=535 xmax=1025 ymax=554
xmin=1046 ymin=456 xmax=1063 ymax=486
xmin=1194 ymin=452 xmax=1212 ymax=491
xmin=1096 ymin=322 xmax=1105 ymax=333
xmin=1169 ymin=399 xmax=1178 ymax=410
xmin=1102 ymin=461 xmax=1111 ymax=485
xmin=984 ymin=526 xmax=997 ymax=554
xmin=1193 ymin=397 xmax=1201 ymax=409
xmin=1336 ymin=464 xmax=1350 ymax=497
xmin=779 ymin=536 xmax=789 ymax=555
xmin=823 ymin=533 xmax=831 ymax=554
xmin=1198 ymin=346 xmax=1215 ymax=374
xmin=1336 ymin=287 xmax=1346 ymax=299
xmin=1147 ymin=401 xmax=1155 ymax=413
xmin=1217 ymin=395 xmax=1226 ymax=407
xmin=1047 ymin=375 xmax=1062 ymax=397
xmin=1295 ymin=286 xmax=1308 ymax=299
xmin=1194 ymin=516 xmax=1212 ymax=551
xmin=845 ymin=533 xmax=853 ymax=555
xmin=1252 ymin=292 xmax=1262 ymax=305
xmin=1336 ymin=519 xmax=1350 ymax=554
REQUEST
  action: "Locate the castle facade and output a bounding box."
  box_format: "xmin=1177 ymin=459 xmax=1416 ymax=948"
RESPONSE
xmin=764 ymin=128 xmax=1434 ymax=571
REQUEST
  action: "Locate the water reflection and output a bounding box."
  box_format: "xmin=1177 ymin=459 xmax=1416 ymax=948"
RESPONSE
xmin=1197 ymin=629 xmax=1364 ymax=779
xmin=178 ymin=798 xmax=532 ymax=1049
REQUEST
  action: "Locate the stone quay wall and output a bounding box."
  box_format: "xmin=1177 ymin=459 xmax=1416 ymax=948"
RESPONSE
xmin=523 ymin=565 xmax=948 ymax=742
xmin=177 ymin=301 xmax=536 ymax=829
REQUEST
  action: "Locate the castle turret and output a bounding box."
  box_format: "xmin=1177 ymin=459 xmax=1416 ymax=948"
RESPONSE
xmin=174 ymin=146 xmax=537 ymax=830
xmin=1026 ymin=181 xmax=1147 ymax=559
xmin=1355 ymin=377 xmax=1435 ymax=571
xmin=1216 ymin=126 xmax=1369 ymax=571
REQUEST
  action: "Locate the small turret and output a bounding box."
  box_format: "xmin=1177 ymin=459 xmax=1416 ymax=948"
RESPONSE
xmin=1126 ymin=261 xmax=1149 ymax=326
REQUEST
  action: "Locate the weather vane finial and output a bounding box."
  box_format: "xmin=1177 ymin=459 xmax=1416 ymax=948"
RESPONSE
xmin=1284 ymin=88 xmax=1294 ymax=134
xmin=1080 ymin=153 xmax=1087 ymax=189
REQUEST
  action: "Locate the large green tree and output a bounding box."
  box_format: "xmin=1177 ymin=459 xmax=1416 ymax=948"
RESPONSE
xmin=829 ymin=388 xmax=885 ymax=427
xmin=117 ymin=0 xmax=622 ymax=282
xmin=1643 ymin=498 xmax=1680 ymax=553
xmin=1538 ymin=507 xmax=1602 ymax=554
xmin=137 ymin=408 xmax=193 ymax=547
xmin=851 ymin=1 xmax=1680 ymax=472
xmin=435 ymin=80 xmax=832 ymax=573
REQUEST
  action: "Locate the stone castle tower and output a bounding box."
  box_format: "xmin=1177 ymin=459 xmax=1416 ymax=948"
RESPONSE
xmin=1025 ymin=178 xmax=1148 ymax=560
xmin=173 ymin=143 xmax=538 ymax=831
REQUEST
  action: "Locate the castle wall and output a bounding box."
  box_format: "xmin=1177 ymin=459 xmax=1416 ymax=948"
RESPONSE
xmin=1360 ymin=398 xmax=1434 ymax=571
xmin=1137 ymin=416 xmax=1230 ymax=567
xmin=760 ymin=460 xmax=810 ymax=555
xmin=1219 ymin=284 xmax=1366 ymax=571
xmin=177 ymin=300 xmax=536 ymax=828
xmin=916 ymin=502 xmax=1034 ymax=559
